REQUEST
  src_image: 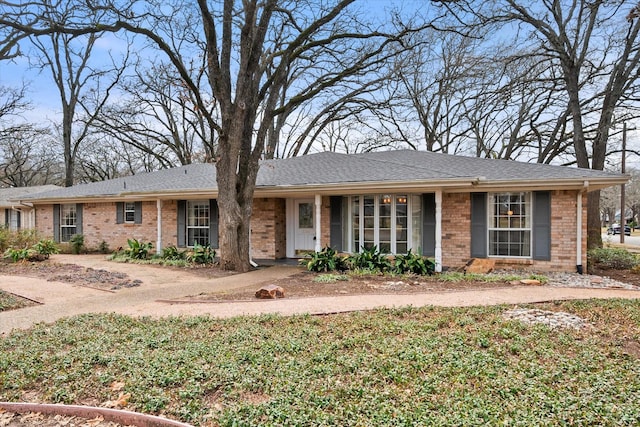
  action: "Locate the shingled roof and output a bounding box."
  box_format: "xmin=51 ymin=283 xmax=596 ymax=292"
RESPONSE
xmin=16 ymin=150 xmax=627 ymax=202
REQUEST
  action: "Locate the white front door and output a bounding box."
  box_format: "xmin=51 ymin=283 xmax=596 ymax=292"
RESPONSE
xmin=294 ymin=199 xmax=315 ymax=254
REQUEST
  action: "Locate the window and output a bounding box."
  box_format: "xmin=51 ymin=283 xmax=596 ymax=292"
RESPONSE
xmin=350 ymin=194 xmax=416 ymax=254
xmin=187 ymin=200 xmax=209 ymax=246
xmin=488 ymin=192 xmax=531 ymax=257
xmin=124 ymin=202 xmax=136 ymax=223
xmin=6 ymin=210 xmax=20 ymax=231
xmin=60 ymin=204 xmax=77 ymax=242
xmin=298 ymin=202 xmax=313 ymax=229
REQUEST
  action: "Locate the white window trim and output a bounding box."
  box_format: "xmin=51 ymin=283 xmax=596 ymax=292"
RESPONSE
xmin=60 ymin=204 xmax=77 ymax=243
xmin=349 ymin=194 xmax=414 ymax=254
xmin=487 ymin=192 xmax=532 ymax=258
xmin=186 ymin=200 xmax=210 ymax=247
xmin=124 ymin=202 xmax=136 ymax=223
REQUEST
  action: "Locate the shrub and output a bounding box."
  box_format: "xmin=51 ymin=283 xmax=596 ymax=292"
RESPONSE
xmin=162 ymin=245 xmax=186 ymax=261
xmin=4 ymin=247 xmax=33 ymax=262
xmin=34 ymin=239 xmax=59 ymax=259
xmin=303 ymin=246 xmax=348 ymax=272
xmin=392 ymin=249 xmax=435 ymax=275
xmin=0 ymin=227 xmax=41 ymax=253
xmin=346 ymin=246 xmax=392 ymax=273
xmin=588 ymin=247 xmax=639 ymax=270
xmin=98 ymin=240 xmax=110 ymax=254
xmin=124 ymin=238 xmax=153 ymax=260
xmin=70 ymin=234 xmax=85 ymax=255
xmin=186 ymin=243 xmax=216 ymax=264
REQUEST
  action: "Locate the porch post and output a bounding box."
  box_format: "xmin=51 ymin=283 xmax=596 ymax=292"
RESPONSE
xmin=315 ymin=194 xmax=322 ymax=252
xmin=576 ymin=192 xmax=583 ymax=274
xmin=435 ymin=190 xmax=443 ymax=272
xmin=156 ymin=199 xmax=163 ymax=255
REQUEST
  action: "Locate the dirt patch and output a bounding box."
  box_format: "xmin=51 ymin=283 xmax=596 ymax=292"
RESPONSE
xmin=0 ymin=261 xmax=140 ymax=292
xmin=184 ymin=271 xmax=516 ymax=302
xmin=588 ymin=266 xmax=640 ymax=287
xmin=0 ymin=410 xmax=129 ymax=427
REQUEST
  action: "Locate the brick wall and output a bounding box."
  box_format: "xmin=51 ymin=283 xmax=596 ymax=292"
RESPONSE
xmin=249 ymin=198 xmax=286 ymax=259
xmin=441 ymin=193 xmax=471 ymax=269
xmin=439 ymin=190 xmax=585 ymax=272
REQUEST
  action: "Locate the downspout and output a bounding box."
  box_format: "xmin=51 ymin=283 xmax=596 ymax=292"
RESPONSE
xmin=576 ymin=187 xmax=585 ymax=274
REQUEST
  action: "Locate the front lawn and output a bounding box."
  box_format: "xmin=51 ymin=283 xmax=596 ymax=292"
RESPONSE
xmin=1 ymin=300 xmax=639 ymax=426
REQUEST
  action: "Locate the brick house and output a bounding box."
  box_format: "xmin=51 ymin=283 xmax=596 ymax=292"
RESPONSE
xmin=14 ymin=150 xmax=627 ymax=273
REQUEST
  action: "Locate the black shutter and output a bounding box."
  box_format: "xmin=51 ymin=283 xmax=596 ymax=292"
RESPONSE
xmin=422 ymin=193 xmax=436 ymax=256
xmin=116 ymin=202 xmax=124 ymax=224
xmin=209 ymin=199 xmax=219 ymax=248
xmin=16 ymin=211 xmax=21 ymax=229
xmin=53 ymin=204 xmax=60 ymax=242
xmin=134 ymin=202 xmax=143 ymax=224
xmin=532 ymin=191 xmax=551 ymax=260
xmin=4 ymin=209 xmax=8 ymax=227
xmin=76 ymin=204 xmax=83 ymax=235
xmin=329 ymin=196 xmax=343 ymax=251
xmin=177 ymin=200 xmax=186 ymax=247
xmin=470 ymin=193 xmax=488 ymax=258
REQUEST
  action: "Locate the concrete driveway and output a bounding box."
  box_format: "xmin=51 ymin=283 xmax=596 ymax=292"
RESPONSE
xmin=2 ymin=254 xmax=640 ymax=336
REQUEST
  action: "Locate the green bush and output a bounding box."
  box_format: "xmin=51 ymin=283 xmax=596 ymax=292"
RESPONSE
xmin=34 ymin=239 xmax=59 ymax=259
xmin=186 ymin=243 xmax=215 ymax=264
xmin=0 ymin=227 xmax=41 ymax=253
xmin=98 ymin=240 xmax=110 ymax=254
xmin=70 ymin=234 xmax=85 ymax=255
xmin=162 ymin=245 xmax=186 ymax=260
xmin=4 ymin=247 xmax=34 ymax=262
xmin=124 ymin=238 xmax=153 ymax=260
xmin=346 ymin=246 xmax=392 ymax=273
xmin=588 ymin=247 xmax=639 ymax=270
xmin=392 ymin=249 xmax=435 ymax=275
xmin=302 ymin=246 xmax=348 ymax=272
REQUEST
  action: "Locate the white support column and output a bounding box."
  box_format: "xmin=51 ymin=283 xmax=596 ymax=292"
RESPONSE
xmin=435 ymin=190 xmax=443 ymax=273
xmin=315 ymin=194 xmax=322 ymax=252
xmin=156 ymin=199 xmax=163 ymax=255
xmin=576 ymin=192 xmax=583 ymax=274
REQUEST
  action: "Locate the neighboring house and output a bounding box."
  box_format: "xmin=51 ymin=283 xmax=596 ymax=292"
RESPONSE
xmin=13 ymin=150 xmax=627 ymax=273
xmin=0 ymin=185 xmax=61 ymax=231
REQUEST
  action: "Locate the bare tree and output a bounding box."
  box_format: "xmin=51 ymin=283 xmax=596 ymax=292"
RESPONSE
xmin=26 ymin=10 xmax=129 ymax=187
xmin=0 ymin=84 xmax=61 ymax=186
xmin=94 ymin=61 xmax=215 ymax=168
xmin=435 ymin=0 xmax=640 ymax=249
xmin=0 ymin=0 xmax=431 ymax=271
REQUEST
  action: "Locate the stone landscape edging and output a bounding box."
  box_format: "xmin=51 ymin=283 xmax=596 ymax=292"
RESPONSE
xmin=0 ymin=402 xmax=193 ymax=427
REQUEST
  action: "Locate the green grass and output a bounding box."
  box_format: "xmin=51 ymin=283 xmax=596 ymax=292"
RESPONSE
xmin=0 ymin=290 xmax=34 ymax=311
xmin=1 ymin=300 xmax=639 ymax=425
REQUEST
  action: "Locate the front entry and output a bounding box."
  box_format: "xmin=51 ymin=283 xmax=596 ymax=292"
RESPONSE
xmin=286 ymin=198 xmax=316 ymax=257
xmin=294 ymin=199 xmax=315 ymax=254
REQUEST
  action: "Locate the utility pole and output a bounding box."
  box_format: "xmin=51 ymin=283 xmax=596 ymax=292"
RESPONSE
xmin=621 ymin=122 xmax=627 ymax=244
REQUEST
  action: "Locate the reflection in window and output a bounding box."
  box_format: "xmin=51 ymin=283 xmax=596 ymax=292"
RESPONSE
xmin=350 ymin=194 xmax=412 ymax=254
xmin=187 ymin=201 xmax=209 ymax=247
xmin=489 ymin=192 xmax=531 ymax=257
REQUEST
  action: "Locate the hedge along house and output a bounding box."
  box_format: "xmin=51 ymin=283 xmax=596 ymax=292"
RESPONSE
xmin=14 ymin=150 xmax=628 ymax=273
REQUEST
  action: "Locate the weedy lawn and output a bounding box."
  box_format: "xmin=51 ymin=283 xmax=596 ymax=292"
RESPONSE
xmin=1 ymin=300 xmax=639 ymax=426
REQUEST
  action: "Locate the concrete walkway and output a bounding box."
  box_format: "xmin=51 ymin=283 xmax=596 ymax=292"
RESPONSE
xmin=2 ymin=255 xmax=640 ymax=335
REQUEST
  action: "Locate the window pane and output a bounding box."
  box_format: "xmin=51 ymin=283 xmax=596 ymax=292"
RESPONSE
xmin=488 ymin=193 xmax=531 ymax=257
xmin=298 ymin=203 xmax=313 ymax=229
